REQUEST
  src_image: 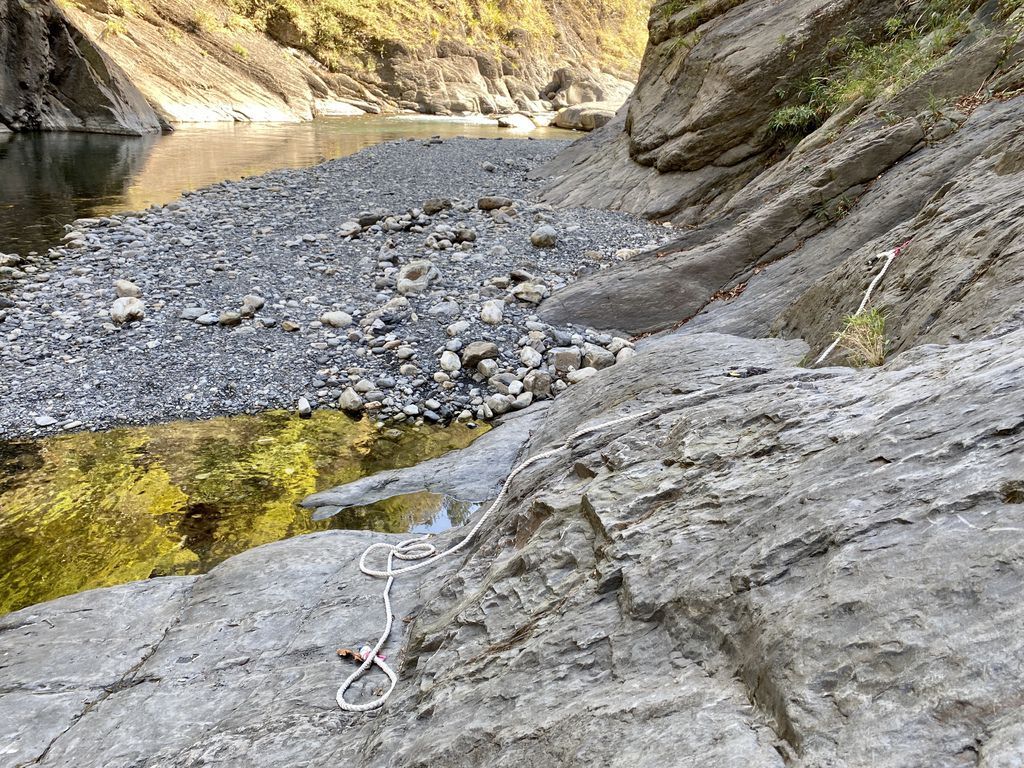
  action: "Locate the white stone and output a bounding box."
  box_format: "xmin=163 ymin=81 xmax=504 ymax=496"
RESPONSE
xmin=320 ymin=311 xmax=353 ymax=328
xmin=114 ymin=279 xmax=141 ymax=298
xmin=567 ymin=367 xmax=599 ymax=384
xmin=440 ymin=351 xmax=462 ymax=372
xmin=110 ymin=297 xmax=145 ymax=324
xmin=480 ymin=300 xmax=504 ymax=325
xmin=519 ymin=346 xmax=543 ymax=368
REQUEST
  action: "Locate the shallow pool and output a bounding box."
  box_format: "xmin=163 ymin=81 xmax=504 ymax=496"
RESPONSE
xmin=0 ymin=410 xmax=484 ymax=614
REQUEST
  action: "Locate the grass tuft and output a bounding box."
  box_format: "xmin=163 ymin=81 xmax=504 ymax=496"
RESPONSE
xmin=835 ymin=309 xmax=887 ymax=367
xmin=767 ymin=104 xmax=822 ymax=138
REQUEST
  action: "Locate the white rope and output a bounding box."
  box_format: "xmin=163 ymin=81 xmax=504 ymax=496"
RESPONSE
xmin=814 ymin=246 xmax=901 ymax=366
xmin=336 ymin=407 xmax=655 ymax=712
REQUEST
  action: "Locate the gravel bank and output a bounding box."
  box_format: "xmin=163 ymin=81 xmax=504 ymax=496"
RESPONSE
xmin=0 ymin=137 xmax=669 ymax=439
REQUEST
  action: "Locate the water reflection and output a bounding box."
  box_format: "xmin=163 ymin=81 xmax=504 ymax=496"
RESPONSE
xmin=0 ymin=410 xmax=485 ymax=614
xmin=0 ymin=116 xmax=575 ymax=255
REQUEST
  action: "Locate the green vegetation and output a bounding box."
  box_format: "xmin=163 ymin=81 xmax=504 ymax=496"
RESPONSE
xmin=225 ymin=0 xmax=647 ymax=74
xmin=773 ymin=1 xmax=979 ymax=137
xmin=767 ymin=104 xmax=821 ymax=138
xmin=836 ymin=309 xmax=888 ymax=367
xmin=661 ymin=0 xmax=745 ymax=36
xmin=231 ymin=41 xmax=250 ymax=57
xmin=0 ymin=411 xmax=484 ymax=614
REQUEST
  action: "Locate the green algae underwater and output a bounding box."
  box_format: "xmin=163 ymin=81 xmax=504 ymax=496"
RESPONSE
xmin=0 ymin=411 xmax=484 ymax=614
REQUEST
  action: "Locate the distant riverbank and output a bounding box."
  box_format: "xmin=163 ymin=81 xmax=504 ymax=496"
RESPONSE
xmin=0 ymin=115 xmax=577 ymax=257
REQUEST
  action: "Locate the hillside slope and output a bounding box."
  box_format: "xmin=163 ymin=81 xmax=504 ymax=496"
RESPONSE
xmin=52 ymin=0 xmax=647 ymax=123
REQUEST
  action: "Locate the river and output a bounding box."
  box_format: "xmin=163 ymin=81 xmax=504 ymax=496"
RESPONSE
xmin=0 ymin=115 xmax=575 ymax=256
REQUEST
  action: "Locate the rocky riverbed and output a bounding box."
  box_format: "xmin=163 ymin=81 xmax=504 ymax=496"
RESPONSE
xmin=0 ymin=138 xmax=669 ymax=439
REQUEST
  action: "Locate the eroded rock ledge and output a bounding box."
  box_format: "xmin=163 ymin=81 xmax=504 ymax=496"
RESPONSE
xmin=4 ymin=327 xmax=1022 ymax=766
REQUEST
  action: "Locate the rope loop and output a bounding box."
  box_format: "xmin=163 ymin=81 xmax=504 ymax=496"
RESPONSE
xmin=336 ymin=407 xmax=656 ymax=712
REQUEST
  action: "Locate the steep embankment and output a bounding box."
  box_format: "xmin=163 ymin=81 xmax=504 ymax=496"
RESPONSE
xmin=539 ymin=0 xmax=1024 ymax=349
xmin=48 ymin=0 xmax=647 ymax=124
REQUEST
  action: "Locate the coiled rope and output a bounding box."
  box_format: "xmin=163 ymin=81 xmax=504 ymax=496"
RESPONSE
xmin=336 ymin=407 xmax=655 ymax=712
xmin=814 ymin=241 xmax=909 ymax=366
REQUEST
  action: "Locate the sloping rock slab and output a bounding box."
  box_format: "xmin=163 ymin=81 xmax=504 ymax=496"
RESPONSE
xmin=4 ymin=328 xmax=1024 ymax=766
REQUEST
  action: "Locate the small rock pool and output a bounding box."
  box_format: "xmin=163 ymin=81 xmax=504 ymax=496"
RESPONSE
xmin=0 ymin=411 xmax=484 ymax=615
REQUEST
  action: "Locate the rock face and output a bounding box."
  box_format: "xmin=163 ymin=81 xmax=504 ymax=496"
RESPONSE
xmin=5 ymin=2 xmax=1024 ymax=764
xmin=35 ymin=0 xmax=645 ymax=125
xmin=6 ymin=328 xmax=1024 ymax=766
xmin=0 ymin=0 xmax=161 ymax=134
xmin=536 ymin=0 xmax=1024 ymax=337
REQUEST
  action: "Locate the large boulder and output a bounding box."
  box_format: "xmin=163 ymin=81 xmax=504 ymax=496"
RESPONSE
xmin=553 ymin=101 xmax=619 ymax=131
xmin=0 ymin=0 xmax=161 ymax=134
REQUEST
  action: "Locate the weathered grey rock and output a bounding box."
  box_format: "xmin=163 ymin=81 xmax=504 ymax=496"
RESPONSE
xmin=477 ymin=196 xmax=514 ymax=211
xmin=114 ymin=279 xmax=141 ymax=298
xmin=518 ymin=345 xmax=542 ymax=368
xmin=553 ymin=101 xmax=618 ymax=131
xmin=439 ymin=350 xmax=461 ymax=372
xmin=423 ymin=198 xmax=451 ymax=215
xmin=509 ymin=281 xmax=549 ymax=304
xmin=304 ymin=405 xmax=549 ymax=515
xmin=530 ymin=224 xmax=558 ymax=248
xmin=480 ymin=299 xmax=504 ymax=325
xmin=9 ymin=328 xmax=1024 ymax=767
xmin=461 ymin=341 xmax=499 ymax=368
xmin=497 ymin=113 xmax=536 ymax=131
xmin=396 ymin=260 xmax=439 ymax=296
xmin=241 ymin=294 xmax=266 ymax=316
xmin=581 ymin=341 xmax=615 ymax=370
xmin=566 ymin=365 xmax=598 ymax=383
xmin=338 ymin=387 xmax=364 ymax=413
xmin=547 ymin=345 xmax=581 ymax=374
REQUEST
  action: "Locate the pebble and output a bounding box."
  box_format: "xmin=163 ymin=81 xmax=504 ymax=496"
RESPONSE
xmin=338 ymin=388 xmax=364 ymax=412
xmin=115 ymin=279 xmax=141 ymax=298
xmin=110 ymin=297 xmax=145 ymax=324
xmin=0 ymin=139 xmax=668 ymax=437
xmin=321 ymin=311 xmax=354 ymax=328
xmin=567 ymin=367 xmax=598 ymax=383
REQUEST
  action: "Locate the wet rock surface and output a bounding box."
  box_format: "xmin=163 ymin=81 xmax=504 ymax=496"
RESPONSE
xmin=0 ymin=138 xmax=666 ymax=439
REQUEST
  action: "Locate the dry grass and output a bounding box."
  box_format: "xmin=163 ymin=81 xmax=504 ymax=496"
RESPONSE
xmin=835 ymin=309 xmax=887 ymax=367
xmin=226 ymin=0 xmax=647 ymax=74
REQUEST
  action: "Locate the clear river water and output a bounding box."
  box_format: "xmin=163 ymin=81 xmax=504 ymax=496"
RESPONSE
xmin=0 ymin=114 xmax=574 ymax=256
